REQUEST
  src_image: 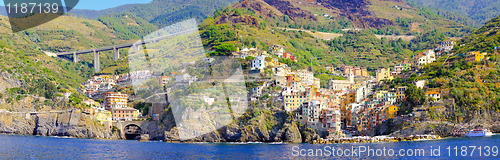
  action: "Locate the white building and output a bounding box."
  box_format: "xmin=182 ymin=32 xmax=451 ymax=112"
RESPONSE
xmin=424 ymin=50 xmax=436 ymax=64
xmin=327 ymin=74 xmax=354 ymax=90
xmin=203 ymin=96 xmax=215 ymax=105
xmin=384 ymin=92 xmax=397 ymax=105
xmin=414 ymin=80 xmax=426 ymax=89
xmin=438 ymin=40 xmax=456 ymax=53
xmin=175 ymin=73 xmax=197 ymax=85
xmin=252 ymin=55 xmax=266 ymax=70
xmin=64 ymin=92 xmax=71 ymax=100
xmin=355 ymin=84 xmax=372 ymax=103
xmin=297 ymin=69 xmax=314 ymax=86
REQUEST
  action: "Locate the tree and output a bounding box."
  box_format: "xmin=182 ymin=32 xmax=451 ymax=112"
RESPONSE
xmin=265 ymin=57 xmax=272 ymax=62
xmin=212 ymin=43 xmax=236 ymax=56
xmin=245 ymin=56 xmax=256 ymax=61
xmin=400 ymin=84 xmax=425 ymax=114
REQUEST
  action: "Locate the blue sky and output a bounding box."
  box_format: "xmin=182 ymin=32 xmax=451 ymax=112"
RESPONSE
xmin=1 ymin=0 xmax=153 ymax=10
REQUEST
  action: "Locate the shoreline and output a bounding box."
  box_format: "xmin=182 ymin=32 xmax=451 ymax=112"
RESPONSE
xmin=2 ymin=132 xmax=498 ymax=144
xmin=312 ymin=135 xmax=442 ymax=144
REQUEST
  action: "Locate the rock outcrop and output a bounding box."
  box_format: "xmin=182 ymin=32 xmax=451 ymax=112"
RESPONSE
xmin=162 ymin=109 xmax=319 ymax=143
xmin=0 ymin=111 xmax=118 ymax=139
xmin=1 ymin=108 xmax=321 ymax=143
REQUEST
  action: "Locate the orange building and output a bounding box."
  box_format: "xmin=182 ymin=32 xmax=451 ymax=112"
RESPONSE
xmin=104 ymin=92 xmax=128 ymax=110
xmin=110 ymin=108 xmax=140 ymax=121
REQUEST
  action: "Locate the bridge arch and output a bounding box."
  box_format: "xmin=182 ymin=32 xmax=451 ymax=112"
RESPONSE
xmin=124 ymin=124 xmax=143 ymax=140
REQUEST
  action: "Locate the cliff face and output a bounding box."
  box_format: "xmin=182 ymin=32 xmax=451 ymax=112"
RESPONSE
xmin=263 ymin=0 xmax=317 ymax=21
xmin=230 ymin=0 xmax=393 ymax=29
xmin=163 ymin=109 xmax=319 ymax=143
xmin=0 ymin=111 xmax=118 ymax=139
xmin=217 ymin=15 xmax=260 ymax=27
xmin=164 ymin=121 xmax=316 ymax=143
xmin=234 ymin=0 xmax=317 ymax=21
xmin=0 ymin=106 xmax=321 ymax=143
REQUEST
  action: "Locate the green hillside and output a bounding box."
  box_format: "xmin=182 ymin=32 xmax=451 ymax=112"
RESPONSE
xmin=199 ymin=0 xmax=469 ymax=70
xmin=0 ymin=15 xmax=135 ymax=112
xmin=101 ymin=0 xmax=239 ymax=28
xmin=406 ymin=0 xmax=500 ymax=27
xmin=392 ymin=16 xmax=500 ymax=122
xmin=454 ymin=15 xmax=500 ymax=54
xmin=98 ymin=13 xmax=158 ymax=40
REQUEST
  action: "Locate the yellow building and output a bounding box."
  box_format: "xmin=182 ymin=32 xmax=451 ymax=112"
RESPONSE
xmin=352 ymin=83 xmax=361 ymax=90
xmin=265 ymin=57 xmax=279 ymax=67
xmin=284 ymin=90 xmax=312 ymax=112
xmin=385 ymin=105 xmax=399 ymax=119
xmin=347 ymin=91 xmax=356 ymax=104
xmin=376 ymin=68 xmax=394 ymax=82
xmin=339 ymin=94 xmax=347 ymax=110
xmin=396 ymin=86 xmax=407 ymax=102
xmin=465 ymin=51 xmax=487 ymax=62
xmin=285 ymin=73 xmax=301 ymax=82
xmin=96 ymin=110 xmax=112 ymax=122
xmin=375 ymin=91 xmax=388 ymax=101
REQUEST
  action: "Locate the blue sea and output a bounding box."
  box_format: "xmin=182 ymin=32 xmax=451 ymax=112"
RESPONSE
xmin=0 ymin=134 xmax=498 ymax=159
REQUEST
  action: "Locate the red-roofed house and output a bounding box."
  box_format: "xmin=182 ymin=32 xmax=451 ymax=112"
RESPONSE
xmin=425 ymin=91 xmax=441 ymax=101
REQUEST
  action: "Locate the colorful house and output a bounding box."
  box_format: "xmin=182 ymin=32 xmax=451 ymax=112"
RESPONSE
xmin=282 ymin=52 xmax=298 ymax=62
xmin=465 ymin=51 xmax=487 ymax=63
xmin=252 ymin=55 xmax=266 ymax=70
xmin=110 ymin=107 xmax=141 ymax=121
xmin=104 ymin=92 xmax=128 ymax=110
xmin=385 ymin=105 xmax=399 ymax=119
xmin=283 ymin=90 xmax=311 ymax=112
xmin=376 ymin=68 xmax=393 ymax=82
xmin=96 ymin=110 xmax=112 ymax=123
xmin=425 ymin=91 xmax=441 ymax=101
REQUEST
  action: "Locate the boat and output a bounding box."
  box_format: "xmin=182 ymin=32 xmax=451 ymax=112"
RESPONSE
xmin=464 ymin=129 xmax=493 ymax=137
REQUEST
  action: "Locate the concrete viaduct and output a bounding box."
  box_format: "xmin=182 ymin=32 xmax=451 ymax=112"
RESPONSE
xmin=55 ymin=28 xmax=198 ymax=73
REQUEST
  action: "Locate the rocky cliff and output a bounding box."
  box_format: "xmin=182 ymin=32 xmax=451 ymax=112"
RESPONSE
xmin=0 ymin=111 xmax=119 ymax=139
xmin=162 ymin=108 xmax=320 ymax=143
xmin=0 ymin=107 xmax=319 ymax=143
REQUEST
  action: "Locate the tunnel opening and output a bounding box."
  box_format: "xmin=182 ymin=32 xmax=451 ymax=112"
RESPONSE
xmin=124 ymin=124 xmax=142 ymax=140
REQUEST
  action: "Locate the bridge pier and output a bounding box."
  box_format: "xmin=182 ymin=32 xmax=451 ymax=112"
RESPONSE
xmin=113 ymin=47 xmax=120 ymax=61
xmin=73 ymin=52 xmax=78 ymax=63
xmin=132 ymin=43 xmax=141 ymax=52
xmin=94 ymin=50 xmax=100 ymax=73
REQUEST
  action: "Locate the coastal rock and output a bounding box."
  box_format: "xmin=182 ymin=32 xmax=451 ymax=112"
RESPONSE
xmin=225 ymin=124 xmax=242 ymax=141
xmin=0 ymin=113 xmax=35 ymax=135
xmin=238 ymin=124 xmax=272 ymax=142
xmin=159 ymin=108 xmax=324 ymax=143
xmin=164 ymin=127 xmax=181 ymax=142
xmin=389 ymin=122 xmax=455 ymax=138
xmin=301 ymin=127 xmax=320 ymax=143
xmin=282 ymin=123 xmax=302 ymax=143
xmin=0 ymin=111 xmax=117 ymax=139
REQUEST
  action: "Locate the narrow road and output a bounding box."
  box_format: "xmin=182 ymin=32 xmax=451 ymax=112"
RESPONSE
xmin=277 ymin=27 xmax=416 ymax=41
